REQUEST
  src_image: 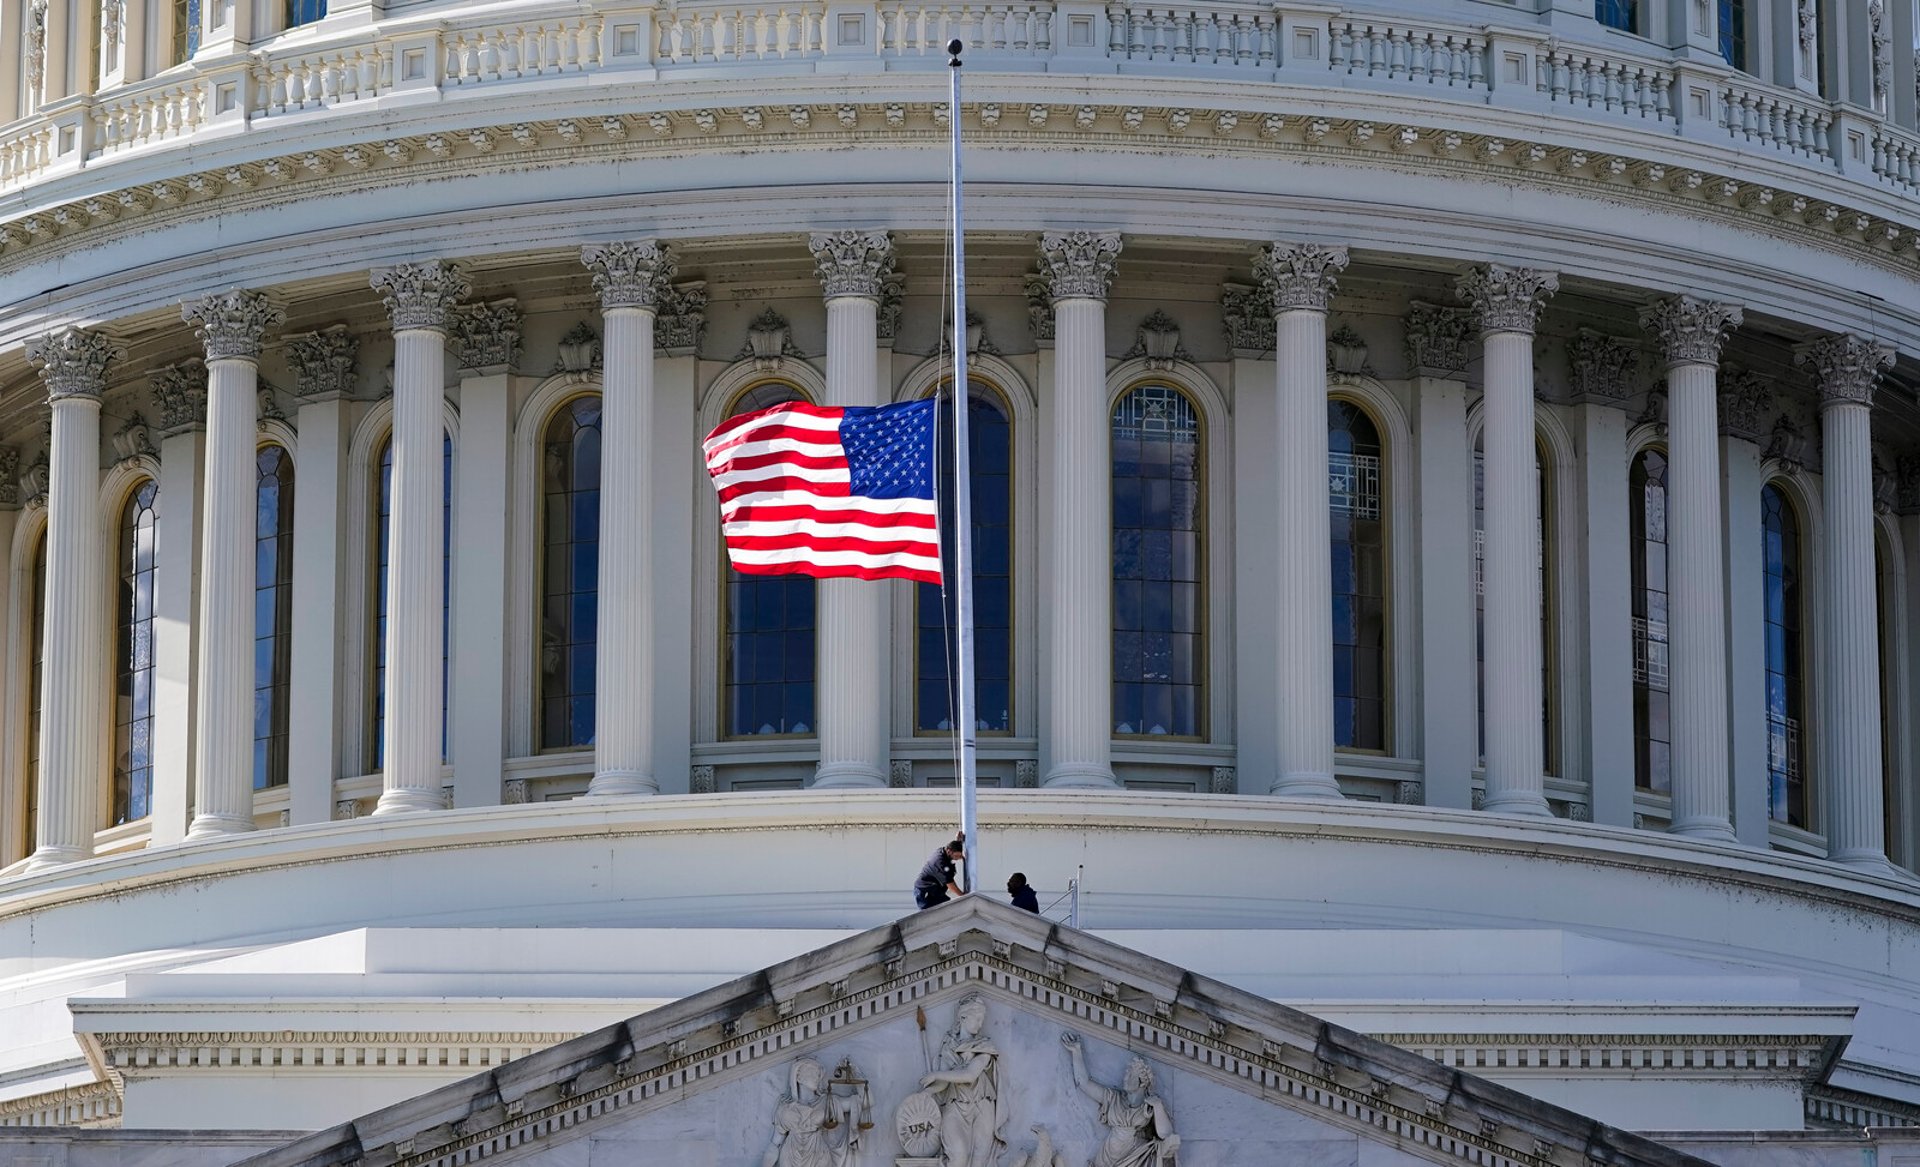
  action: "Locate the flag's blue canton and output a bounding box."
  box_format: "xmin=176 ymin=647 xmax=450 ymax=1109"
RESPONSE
xmin=840 ymin=399 xmax=938 ymax=500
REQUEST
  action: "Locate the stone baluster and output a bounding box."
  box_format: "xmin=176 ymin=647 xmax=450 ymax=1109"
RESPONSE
xmin=582 ymin=240 xmax=676 ymax=797
xmin=1797 ymin=334 xmax=1898 ymax=869
xmin=183 ymin=289 xmax=284 ymax=838
xmin=1456 ymin=265 xmax=1557 ymax=816
xmin=1038 ymin=230 xmax=1123 ymax=788
xmin=368 ymin=262 xmax=469 ymax=814
xmin=23 ymin=327 xmax=118 ymax=869
xmin=808 ymin=230 xmax=896 ymax=788
xmin=1254 ymin=242 xmax=1349 ymax=798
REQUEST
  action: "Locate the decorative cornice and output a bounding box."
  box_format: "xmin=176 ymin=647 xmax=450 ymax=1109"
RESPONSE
xmin=182 ymin=287 xmax=284 ymax=363
xmin=1252 ymin=241 xmax=1349 ymax=313
xmin=1456 ymin=265 xmax=1558 ymax=335
xmin=1036 ymin=230 xmax=1123 ymax=302
xmin=655 ymin=280 xmax=708 ymax=355
xmin=284 ymin=325 xmax=359 ymax=399
xmin=1403 ymin=302 xmax=1473 ymax=378
xmin=149 ymin=358 xmax=209 ymax=431
xmin=1716 ymin=366 xmax=1772 ymax=441
xmin=26 ymin=327 xmax=120 ymax=400
xmin=1221 ymin=282 xmax=1274 ymax=356
xmin=1796 ymin=333 xmax=1896 ymax=408
xmin=1639 ymin=295 xmax=1742 ymax=367
xmin=581 ymin=239 xmax=677 ymax=310
xmin=370 ymin=261 xmax=470 ymax=333
xmin=808 ymin=228 xmax=895 ymax=300
xmin=1565 ymin=329 xmax=1636 ymax=406
xmin=451 ymin=297 xmax=522 ymax=371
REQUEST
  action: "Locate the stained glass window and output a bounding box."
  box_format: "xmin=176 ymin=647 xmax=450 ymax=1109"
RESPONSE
xmin=373 ymin=433 xmax=452 ymax=769
xmin=540 ymin=396 xmax=601 ymax=750
xmin=1112 ymin=384 xmax=1203 ymax=738
xmin=254 ymin=446 xmax=295 ymax=790
xmin=917 ymin=383 xmax=1012 ymax=734
xmin=1331 ymin=400 xmax=1387 ymax=751
xmin=1631 ymin=450 xmax=1670 ymax=794
xmin=1762 ymin=483 xmax=1809 ymax=827
xmin=113 ymin=481 xmax=160 ymax=825
xmin=723 ymin=383 xmax=816 ymax=737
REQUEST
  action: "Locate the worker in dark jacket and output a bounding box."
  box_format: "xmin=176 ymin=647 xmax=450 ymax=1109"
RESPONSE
xmin=914 ymin=837 xmax=966 ymax=909
xmin=1006 ymin=872 xmax=1040 ymax=913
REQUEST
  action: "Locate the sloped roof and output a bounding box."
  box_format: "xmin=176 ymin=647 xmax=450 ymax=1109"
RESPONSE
xmin=237 ymin=897 xmax=1717 ymax=1167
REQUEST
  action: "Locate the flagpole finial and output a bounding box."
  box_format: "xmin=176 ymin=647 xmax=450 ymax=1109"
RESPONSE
xmin=947 ymin=38 xmax=963 ymax=66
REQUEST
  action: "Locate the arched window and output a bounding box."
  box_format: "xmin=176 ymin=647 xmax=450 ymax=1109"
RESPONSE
xmin=1111 ymin=383 xmax=1203 ymax=738
xmin=1630 ymin=449 xmax=1670 ymax=794
xmin=723 ymin=382 xmax=816 ymax=737
xmin=1595 ymin=0 xmax=1637 ymax=31
xmin=113 ymin=480 xmax=160 ymax=826
xmin=539 ymin=396 xmax=602 ymax=750
xmin=25 ymin=531 xmax=45 ymax=855
xmin=1762 ymin=482 xmax=1810 ymax=828
xmin=172 ymin=0 xmax=202 ymax=64
xmin=372 ymin=433 xmax=452 ymax=769
xmin=1474 ymin=440 xmax=1554 ymax=771
xmin=286 ymin=0 xmax=327 ymax=28
xmin=254 ymin=446 xmax=295 ymax=790
xmin=1330 ymin=400 xmax=1387 ymax=752
xmin=917 ymin=383 xmax=1012 ymax=734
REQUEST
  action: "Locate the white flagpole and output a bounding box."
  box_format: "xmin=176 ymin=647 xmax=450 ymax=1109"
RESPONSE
xmin=946 ymin=37 xmax=980 ymax=896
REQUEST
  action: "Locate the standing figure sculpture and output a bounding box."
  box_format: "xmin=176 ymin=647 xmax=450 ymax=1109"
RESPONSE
xmin=916 ymin=993 xmax=1004 ymax=1167
xmin=1061 ymin=1033 xmax=1179 ymax=1167
xmin=762 ymin=1057 xmax=862 ymax=1167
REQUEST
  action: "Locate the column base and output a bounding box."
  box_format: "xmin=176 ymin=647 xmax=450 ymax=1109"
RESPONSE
xmin=1269 ymin=771 xmax=1342 ymax=799
xmin=1668 ymin=817 xmax=1739 ymax=845
xmin=1043 ymin=765 xmax=1118 ymax=789
xmin=812 ymin=764 xmax=887 ymax=789
xmin=586 ymin=770 xmax=660 ymax=797
xmin=22 ymin=844 xmax=89 ymax=872
xmin=1479 ymin=790 xmax=1552 ymax=816
xmin=186 ymin=812 xmax=256 ymax=839
xmin=1829 ymin=848 xmax=1899 ymax=876
xmin=371 ymin=787 xmax=446 ymax=815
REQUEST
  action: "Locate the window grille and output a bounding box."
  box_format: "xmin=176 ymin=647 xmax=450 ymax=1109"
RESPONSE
xmin=1631 ymin=617 xmax=1669 ymax=689
xmin=1766 ymin=714 xmax=1802 ymax=780
xmin=1328 ymin=451 xmax=1382 ymax=520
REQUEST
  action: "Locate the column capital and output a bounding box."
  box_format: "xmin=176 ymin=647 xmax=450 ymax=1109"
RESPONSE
xmin=1797 ymin=333 xmax=1896 ymax=409
xmin=808 ymin=229 xmax=896 ymax=300
xmin=1403 ymin=301 xmax=1474 ymax=378
xmin=1565 ymin=329 xmax=1637 ymax=407
xmin=582 ymin=240 xmax=678 ymax=310
xmin=451 ymin=298 xmax=522 ymax=373
xmin=1456 ymin=265 xmax=1558 ymax=336
xmin=1036 ymin=230 xmax=1123 ymax=302
xmin=1252 ymin=242 xmax=1349 ymax=313
xmin=1639 ymin=295 xmax=1742 ymax=367
xmin=285 ymin=326 xmax=359 ymax=400
xmin=370 ymin=261 xmax=470 ymax=334
xmin=149 ymin=359 xmax=210 ymax=433
xmin=182 ymin=288 xmax=284 ymax=363
xmin=27 ymin=327 xmax=120 ymax=400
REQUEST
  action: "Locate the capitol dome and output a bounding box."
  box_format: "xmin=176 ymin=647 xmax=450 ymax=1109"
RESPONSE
xmin=5 ymin=0 xmax=1920 ymax=1159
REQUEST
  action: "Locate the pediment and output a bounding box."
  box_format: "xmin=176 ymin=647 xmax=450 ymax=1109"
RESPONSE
xmin=242 ymin=899 xmax=1712 ymax=1167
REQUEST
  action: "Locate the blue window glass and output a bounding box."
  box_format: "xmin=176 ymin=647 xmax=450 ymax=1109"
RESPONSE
xmin=1762 ymin=483 xmax=1809 ymax=828
xmin=254 ymin=446 xmax=295 ymax=790
xmin=174 ymin=0 xmax=202 ymax=64
xmin=1629 ymin=450 xmax=1670 ymax=793
xmin=285 ymin=0 xmax=327 ymax=28
xmin=1331 ymin=401 xmax=1387 ymax=751
xmin=1475 ymin=442 xmax=1555 ymax=772
xmin=1718 ymin=0 xmax=1748 ymax=70
xmin=1595 ymin=0 xmax=1637 ymax=31
xmin=540 ymin=396 xmax=601 ymax=750
xmin=917 ymin=383 xmax=1012 ymax=734
xmin=114 ymin=480 xmax=161 ymax=825
xmin=1111 ymin=384 xmax=1203 ymax=738
xmin=723 ymin=383 xmax=816 ymax=737
xmin=373 ymin=433 xmax=452 ymax=769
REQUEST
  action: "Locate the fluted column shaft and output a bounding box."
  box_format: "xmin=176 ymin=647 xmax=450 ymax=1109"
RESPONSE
xmin=1458 ymin=266 xmax=1557 ymax=815
xmin=1037 ymin=231 xmax=1122 ymax=788
xmin=1641 ymin=297 xmax=1742 ymax=842
xmin=24 ymin=328 xmax=118 ymax=870
xmin=370 ymin=263 xmax=468 ymax=814
xmin=583 ymin=241 xmax=675 ymax=796
xmin=809 ymin=230 xmax=895 ymax=788
xmin=186 ymin=290 xmax=282 ymax=838
xmin=1801 ymin=334 xmax=1897 ymax=868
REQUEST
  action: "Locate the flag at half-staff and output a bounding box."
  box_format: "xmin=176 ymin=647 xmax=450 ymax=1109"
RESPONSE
xmin=702 ymin=398 xmax=943 ymax=584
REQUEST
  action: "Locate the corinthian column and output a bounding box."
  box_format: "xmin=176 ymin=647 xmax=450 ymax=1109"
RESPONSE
xmin=582 ymin=240 xmax=675 ymax=797
xmin=1640 ymin=296 xmax=1742 ymax=843
xmin=1038 ymin=230 xmax=1122 ymax=788
xmin=369 ymin=261 xmax=469 ymax=814
xmin=1255 ymin=242 xmax=1349 ymax=797
xmin=808 ymin=230 xmax=896 ymax=788
xmin=1798 ymin=334 xmax=1898 ymax=869
xmin=24 ymin=327 xmax=118 ymax=870
xmin=1457 ymin=265 xmax=1557 ymax=816
xmin=183 ymin=289 xmax=284 ymax=838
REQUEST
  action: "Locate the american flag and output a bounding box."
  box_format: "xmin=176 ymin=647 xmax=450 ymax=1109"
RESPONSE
xmin=703 ymin=399 xmax=943 ymax=584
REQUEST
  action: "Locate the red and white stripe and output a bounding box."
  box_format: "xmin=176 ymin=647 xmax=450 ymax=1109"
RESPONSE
xmin=703 ymin=402 xmax=942 ymax=583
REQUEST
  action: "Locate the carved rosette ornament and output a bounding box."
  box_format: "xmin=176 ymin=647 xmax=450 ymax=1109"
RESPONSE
xmin=581 ymin=240 xmax=678 ymax=310
xmin=654 ymin=281 xmax=709 ymax=354
xmin=1638 ymin=296 xmax=1742 ymax=367
xmin=1564 ymin=330 xmax=1636 ymax=405
xmin=1251 ymin=242 xmax=1349 ymax=313
xmin=27 ymin=327 xmax=120 ymax=400
xmin=369 ymin=261 xmax=471 ymax=334
xmin=451 ymin=298 xmax=523 ymax=371
xmin=149 ymin=360 xmax=210 ymax=431
xmin=1797 ymin=333 xmax=1896 ymax=409
xmin=183 ymin=288 xmax=284 ymax=363
xmin=808 ymin=229 xmax=896 ymax=300
xmin=285 ymin=326 xmax=359 ymax=398
xmin=1716 ymin=367 xmax=1772 ymax=441
xmin=1403 ymin=302 xmax=1474 ymax=378
xmin=1456 ymin=265 xmax=1558 ymax=335
xmin=1036 ymin=230 xmax=1123 ymax=302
